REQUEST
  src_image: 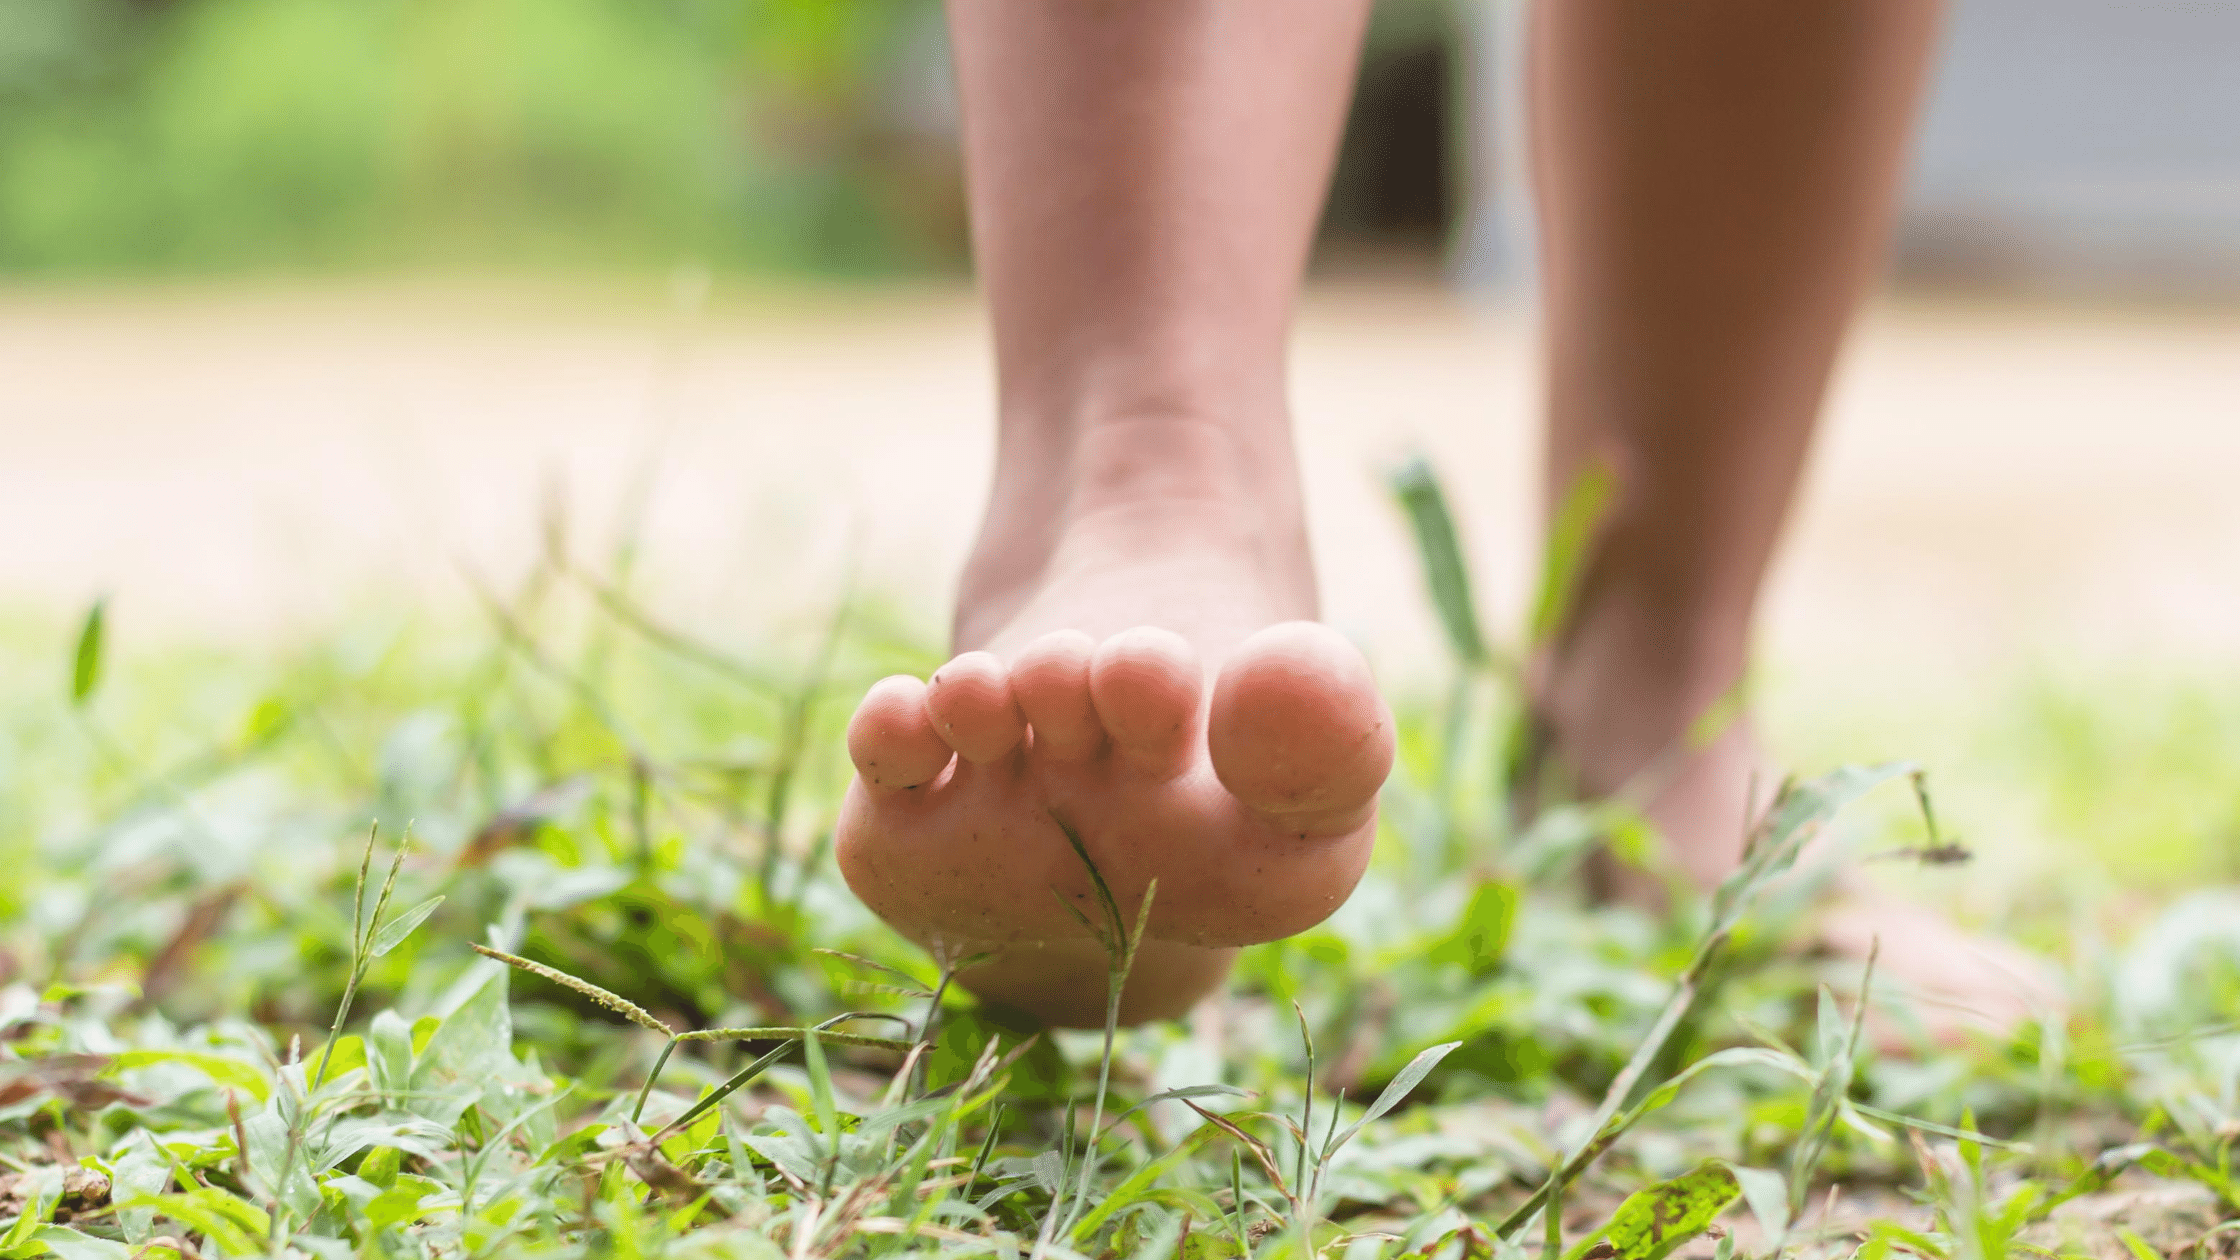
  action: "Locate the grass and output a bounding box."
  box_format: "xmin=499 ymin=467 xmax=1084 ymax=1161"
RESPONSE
xmin=1 ymin=465 xmax=2239 ymax=1258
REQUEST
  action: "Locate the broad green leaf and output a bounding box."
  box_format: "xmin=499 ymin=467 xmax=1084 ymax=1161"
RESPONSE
xmin=1813 ymin=982 xmax=1850 ymax=1068
xmin=314 ymin=1114 xmax=454 ymax=1174
xmin=369 ymin=894 xmax=445 ymax=957
xmin=364 ymin=1176 xmax=443 ymax=1230
xmin=743 ymin=1131 xmax=824 ymax=1185
xmin=358 ymin=1145 xmax=402 ymax=1189
xmin=23 ymin=1226 xmax=129 ymax=1260
xmin=1864 ymin=1222 xmax=1949 ymax=1258
xmin=311 ymin=1035 xmax=366 ymax=1087
xmin=368 ymin=1009 xmax=416 ymax=1095
xmin=1591 ymin=1161 xmax=1741 ymax=1260
xmin=69 ymin=599 xmax=105 ymax=706
xmin=1727 ymin=1165 xmax=1790 ymax=1248
xmin=1424 ymin=882 xmax=1517 ymax=976
xmin=408 ymin=965 xmax=513 ymax=1124
xmin=2136 ymin=1146 xmax=2187 ymax=1179
xmin=107 ymin=1132 xmax=169 ymax=1244
xmin=115 ymin=1190 xmax=267 ymax=1256
xmin=110 ymin=1050 xmax=270 ymax=1103
xmin=243 ymin=1101 xmax=321 ymax=1221
xmin=1029 ymin=1149 xmax=1066 ymax=1195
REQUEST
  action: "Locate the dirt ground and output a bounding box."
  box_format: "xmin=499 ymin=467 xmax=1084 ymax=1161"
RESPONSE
xmin=3 ymin=279 xmax=2237 ymax=699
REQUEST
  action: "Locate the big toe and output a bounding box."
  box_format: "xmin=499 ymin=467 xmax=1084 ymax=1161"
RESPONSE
xmin=1208 ymin=621 xmax=1393 ymax=827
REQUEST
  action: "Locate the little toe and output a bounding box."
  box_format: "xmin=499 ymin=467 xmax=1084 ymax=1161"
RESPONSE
xmin=1209 ymin=621 xmax=1393 ymax=829
xmin=848 ymin=675 xmax=954 ymax=789
xmin=1089 ymin=626 xmax=1204 ymax=772
xmin=1010 ymin=630 xmax=1102 ymax=758
xmin=924 ymin=650 xmax=1027 ymax=764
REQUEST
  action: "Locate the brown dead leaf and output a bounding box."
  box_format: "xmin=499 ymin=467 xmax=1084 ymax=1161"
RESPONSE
xmin=0 ymin=1054 xmax=149 ymax=1111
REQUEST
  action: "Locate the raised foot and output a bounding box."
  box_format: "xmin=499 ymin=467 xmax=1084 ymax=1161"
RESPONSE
xmin=837 ymin=621 xmax=1392 ymax=1024
xmin=1818 ymin=888 xmax=2066 ymax=1049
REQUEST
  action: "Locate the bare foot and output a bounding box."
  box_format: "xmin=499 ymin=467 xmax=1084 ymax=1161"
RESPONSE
xmin=837 ymin=416 xmax=1394 ymax=1027
xmin=1819 ymin=888 xmax=2064 ymax=1045
xmin=1533 ymin=594 xmax=2062 ymax=1043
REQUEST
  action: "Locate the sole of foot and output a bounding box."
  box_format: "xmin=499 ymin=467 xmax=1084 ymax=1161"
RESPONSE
xmin=837 ymin=620 xmax=1393 ymax=1025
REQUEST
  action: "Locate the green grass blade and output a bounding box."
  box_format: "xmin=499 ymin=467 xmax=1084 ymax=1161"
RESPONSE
xmin=69 ymin=597 xmax=107 ymax=706
xmin=1526 ymin=460 xmax=1615 ymax=650
xmin=1389 ymin=456 xmax=1489 ymax=667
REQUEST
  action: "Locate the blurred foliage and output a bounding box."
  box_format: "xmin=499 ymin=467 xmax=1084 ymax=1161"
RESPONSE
xmin=0 ymin=0 xmax=1469 ymax=277
xmin=0 ymin=462 xmax=2237 ymax=1253
xmin=0 ymin=0 xmax=963 ymax=275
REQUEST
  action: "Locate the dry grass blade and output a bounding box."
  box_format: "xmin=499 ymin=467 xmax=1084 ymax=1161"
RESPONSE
xmin=469 ymin=944 xmax=675 ymax=1035
xmin=652 ymin=1012 xmax=903 ymax=1143
xmin=1186 ymin=1100 xmax=1296 ymax=1215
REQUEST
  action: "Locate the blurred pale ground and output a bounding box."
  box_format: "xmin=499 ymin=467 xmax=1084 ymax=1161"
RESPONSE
xmin=6 ymin=281 xmax=2240 ymax=910
xmin=6 ymin=279 xmax=2237 ymax=673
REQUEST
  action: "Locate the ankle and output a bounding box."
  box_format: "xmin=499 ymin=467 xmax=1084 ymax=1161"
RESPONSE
xmin=974 ymin=396 xmax=1303 ymax=553
xmin=1532 ymin=588 xmax=1752 ymax=794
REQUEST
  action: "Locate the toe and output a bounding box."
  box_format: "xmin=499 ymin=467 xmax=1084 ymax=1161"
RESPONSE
xmin=1089 ymin=626 xmax=1204 ymax=772
xmin=924 ymin=651 xmax=1027 ymax=763
xmin=847 ymin=675 xmax=954 ymax=789
xmin=1010 ymin=630 xmax=1102 ymax=758
xmin=1208 ymin=621 xmax=1393 ymax=827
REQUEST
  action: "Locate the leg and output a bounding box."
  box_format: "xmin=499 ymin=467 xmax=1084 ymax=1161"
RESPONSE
xmin=838 ymin=0 xmax=1391 ymax=1026
xmin=1527 ymin=0 xmax=1940 ymax=888
xmin=1527 ymin=0 xmax=2059 ymax=1036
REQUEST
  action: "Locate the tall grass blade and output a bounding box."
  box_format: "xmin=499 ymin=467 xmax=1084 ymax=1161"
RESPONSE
xmin=1324 ymin=1040 xmax=1462 ymax=1158
xmin=70 ymin=597 xmax=107 ymax=706
xmin=1390 ymin=456 xmax=1490 ymax=666
xmin=1526 ymin=461 xmax=1615 ymax=651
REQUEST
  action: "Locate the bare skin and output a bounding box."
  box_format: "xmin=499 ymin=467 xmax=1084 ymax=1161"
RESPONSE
xmin=1522 ymin=0 xmax=2056 ymax=1030
xmin=838 ymin=0 xmax=1384 ymax=1026
xmin=1528 ymin=0 xmax=1943 ymax=890
xmin=839 ymin=0 xmax=2055 ymax=1031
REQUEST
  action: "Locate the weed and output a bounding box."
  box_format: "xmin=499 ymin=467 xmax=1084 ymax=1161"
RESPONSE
xmin=0 ymin=462 xmax=2233 ymax=1257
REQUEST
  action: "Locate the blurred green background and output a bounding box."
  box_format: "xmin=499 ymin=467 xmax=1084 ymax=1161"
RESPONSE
xmin=0 ymin=0 xmax=1455 ymax=276
xmin=0 ymin=0 xmax=967 ymax=275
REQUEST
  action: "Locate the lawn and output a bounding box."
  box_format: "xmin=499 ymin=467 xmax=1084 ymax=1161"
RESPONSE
xmin=2 ymin=468 xmax=2238 ymax=1259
